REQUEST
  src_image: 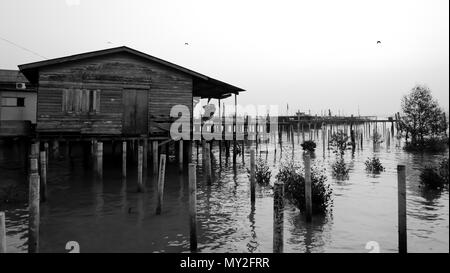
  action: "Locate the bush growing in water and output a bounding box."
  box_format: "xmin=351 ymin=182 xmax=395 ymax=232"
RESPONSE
xmin=420 ymin=167 xmax=445 ymax=189
xmin=372 ymin=131 xmax=383 ymax=144
xmin=329 ymin=131 xmax=350 ymax=156
xmin=364 ymin=157 xmax=385 ymax=173
xmin=404 ymin=137 xmax=449 ymax=152
xmin=331 ymin=157 xmax=350 ymax=179
xmin=301 ymin=140 xmax=317 ymax=153
xmin=439 ymin=158 xmax=449 ymax=184
xmin=247 ymin=157 xmax=272 ymax=185
xmin=275 ymin=160 xmax=333 ymax=214
xmin=329 ymin=130 xmax=351 ymax=179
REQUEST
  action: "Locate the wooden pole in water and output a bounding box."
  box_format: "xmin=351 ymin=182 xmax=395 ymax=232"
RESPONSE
xmin=304 ymin=152 xmax=312 ymax=222
xmin=137 ymin=145 xmax=144 ymax=192
xmin=250 ymin=149 xmax=256 ymax=204
xmin=241 ymin=139 xmax=245 ymax=164
xmin=122 ymin=141 xmax=127 ymax=178
xmin=188 ymin=163 xmax=197 ymax=252
xmin=291 ymin=125 xmax=294 ymax=150
xmin=360 ymin=133 xmax=363 ymax=150
xmin=52 ymin=139 xmax=59 ymax=158
xmin=156 ymin=154 xmax=167 ymax=215
xmin=322 ymin=124 xmax=326 ymax=158
xmin=273 ymin=181 xmax=284 ymax=253
xmin=143 ymin=138 xmax=148 ymax=169
xmin=28 ymin=156 xmax=40 ymax=253
xmin=96 ymin=141 xmax=103 ymax=178
xmin=397 ymin=165 xmax=407 ymax=254
xmin=152 ymin=141 xmax=158 ymax=173
xmin=205 ymin=142 xmax=212 ymax=185
xmin=179 ymin=140 xmax=184 ymax=172
xmin=44 ymin=142 xmax=49 ymax=163
xmin=39 ymin=151 xmax=47 ymax=202
xmin=301 ymin=123 xmax=305 ymax=142
xmin=0 ymin=211 xmax=6 ymax=253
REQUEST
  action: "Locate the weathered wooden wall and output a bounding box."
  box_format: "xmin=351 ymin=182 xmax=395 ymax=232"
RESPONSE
xmin=36 ymin=52 xmax=192 ymax=136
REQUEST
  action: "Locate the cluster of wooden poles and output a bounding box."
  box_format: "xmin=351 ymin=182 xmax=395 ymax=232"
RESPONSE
xmin=0 ymin=122 xmax=407 ymax=253
xmin=0 ymin=137 xmax=175 ymax=253
xmin=187 ymin=145 xmax=407 ymax=254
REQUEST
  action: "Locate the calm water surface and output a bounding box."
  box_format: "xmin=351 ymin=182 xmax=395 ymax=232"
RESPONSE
xmin=1 ymin=125 xmax=448 ymax=253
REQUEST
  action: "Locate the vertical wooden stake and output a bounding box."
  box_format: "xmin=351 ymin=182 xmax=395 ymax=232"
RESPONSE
xmin=301 ymin=123 xmax=305 ymax=142
xmin=241 ymin=140 xmax=245 ymax=164
xmin=397 ymin=165 xmax=407 ymax=254
xmin=44 ymin=142 xmax=49 ymax=164
xmin=360 ymin=133 xmax=363 ymax=150
xmin=152 ymin=141 xmax=159 ymax=173
xmin=188 ymin=164 xmax=197 ymax=252
xmin=273 ymin=181 xmax=284 ymax=253
xmin=205 ymin=142 xmax=212 ymax=185
xmin=52 ymin=140 xmax=59 ymax=159
xmin=122 ymin=141 xmax=127 ymax=178
xmin=156 ymin=154 xmax=167 ymax=215
xmin=0 ymin=212 xmax=6 ymax=253
xmin=137 ymin=145 xmax=144 ymax=192
xmin=28 ymin=156 xmax=40 ymax=253
xmin=250 ymin=149 xmax=256 ymax=204
xmin=179 ymin=140 xmax=184 ymax=172
xmin=39 ymin=151 xmax=47 ymax=202
xmin=143 ymin=138 xmax=148 ymax=169
xmin=96 ymin=141 xmax=103 ymax=178
xmin=304 ymin=152 xmax=312 ymax=222
xmin=322 ymin=125 xmax=326 ymax=158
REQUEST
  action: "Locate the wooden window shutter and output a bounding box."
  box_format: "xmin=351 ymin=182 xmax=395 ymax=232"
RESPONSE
xmin=94 ymin=90 xmax=101 ymax=113
xmin=62 ymin=89 xmax=68 ymax=112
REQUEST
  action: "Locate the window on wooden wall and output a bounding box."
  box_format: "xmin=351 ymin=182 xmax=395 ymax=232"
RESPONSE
xmin=62 ymin=89 xmax=100 ymax=114
xmin=1 ymin=97 xmax=25 ymax=107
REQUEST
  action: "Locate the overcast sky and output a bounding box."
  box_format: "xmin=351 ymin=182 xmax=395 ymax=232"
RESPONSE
xmin=1 ymin=0 xmax=448 ymax=116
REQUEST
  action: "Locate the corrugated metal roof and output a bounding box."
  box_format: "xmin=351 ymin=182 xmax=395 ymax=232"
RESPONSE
xmin=0 ymin=69 xmax=29 ymax=83
xmin=18 ymin=46 xmax=245 ymax=98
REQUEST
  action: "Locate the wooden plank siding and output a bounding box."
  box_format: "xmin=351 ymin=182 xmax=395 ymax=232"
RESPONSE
xmin=35 ymin=52 xmax=192 ymax=137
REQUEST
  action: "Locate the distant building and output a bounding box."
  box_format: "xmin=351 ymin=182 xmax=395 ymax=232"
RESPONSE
xmin=0 ymin=69 xmax=36 ymax=137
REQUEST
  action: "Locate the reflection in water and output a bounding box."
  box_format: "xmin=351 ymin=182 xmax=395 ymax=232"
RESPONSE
xmin=0 ymin=125 xmax=449 ymax=253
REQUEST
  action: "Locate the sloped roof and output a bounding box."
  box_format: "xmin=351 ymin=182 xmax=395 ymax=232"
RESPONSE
xmin=18 ymin=46 xmax=244 ymax=99
xmin=0 ymin=69 xmax=29 ymax=83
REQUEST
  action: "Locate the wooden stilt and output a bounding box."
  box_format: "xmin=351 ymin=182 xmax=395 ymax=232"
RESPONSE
xmin=397 ymin=165 xmax=407 ymax=254
xmin=0 ymin=212 xmax=6 ymax=253
xmin=122 ymin=141 xmax=127 ymax=178
xmin=304 ymin=152 xmax=312 ymax=222
xmin=28 ymin=156 xmax=40 ymax=253
xmin=273 ymin=181 xmax=284 ymax=253
xmin=137 ymin=145 xmax=144 ymax=192
xmin=96 ymin=142 xmax=103 ymax=178
xmin=179 ymin=140 xmax=184 ymax=172
xmin=143 ymin=138 xmax=148 ymax=169
xmin=39 ymin=151 xmax=47 ymax=202
xmin=205 ymin=142 xmax=212 ymax=185
xmin=189 ymin=163 xmax=197 ymax=252
xmin=156 ymin=154 xmax=167 ymax=215
xmin=250 ymin=149 xmax=256 ymax=204
xmin=152 ymin=141 xmax=158 ymax=173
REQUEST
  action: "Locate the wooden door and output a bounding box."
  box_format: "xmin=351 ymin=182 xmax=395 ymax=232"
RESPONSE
xmin=122 ymin=89 xmax=148 ymax=135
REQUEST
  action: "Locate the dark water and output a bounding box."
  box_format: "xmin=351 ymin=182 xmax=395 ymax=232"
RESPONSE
xmin=1 ymin=124 xmax=449 ymax=253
